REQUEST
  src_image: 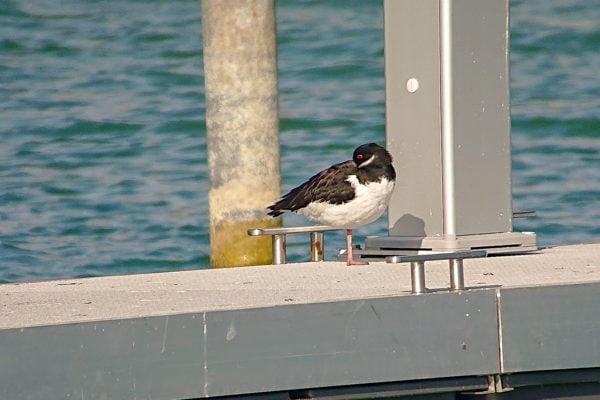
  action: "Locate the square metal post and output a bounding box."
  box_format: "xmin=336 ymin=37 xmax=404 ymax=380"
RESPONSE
xmin=366 ymin=0 xmax=536 ymax=255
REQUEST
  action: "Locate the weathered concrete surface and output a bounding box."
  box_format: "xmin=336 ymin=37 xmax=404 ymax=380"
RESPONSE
xmin=1 ymin=243 xmax=599 ymax=330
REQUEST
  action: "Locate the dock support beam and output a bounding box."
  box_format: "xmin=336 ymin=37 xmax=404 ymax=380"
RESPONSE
xmin=202 ymin=0 xmax=281 ymax=267
xmin=367 ymin=0 xmax=536 ymax=255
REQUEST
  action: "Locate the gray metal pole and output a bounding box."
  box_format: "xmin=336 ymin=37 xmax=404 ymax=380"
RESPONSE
xmin=439 ymin=0 xmax=457 ymax=239
xmin=202 ymin=0 xmax=281 ymax=267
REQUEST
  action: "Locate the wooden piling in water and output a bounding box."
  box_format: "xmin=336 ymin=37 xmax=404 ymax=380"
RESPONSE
xmin=202 ymin=0 xmax=281 ymax=267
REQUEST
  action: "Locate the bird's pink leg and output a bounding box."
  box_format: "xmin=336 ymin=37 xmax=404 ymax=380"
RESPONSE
xmin=346 ymin=229 xmax=368 ymax=266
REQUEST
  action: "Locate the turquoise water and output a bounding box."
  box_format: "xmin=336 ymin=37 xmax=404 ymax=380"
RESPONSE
xmin=0 ymin=1 xmax=598 ymax=283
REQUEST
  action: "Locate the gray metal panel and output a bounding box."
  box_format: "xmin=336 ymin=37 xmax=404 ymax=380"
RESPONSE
xmin=449 ymin=0 xmax=513 ymax=235
xmin=384 ymin=0 xmax=443 ymax=237
xmin=499 ymin=283 xmax=600 ymax=373
xmin=204 ymin=289 xmax=500 ymax=397
xmin=0 ymin=314 xmax=206 ymax=400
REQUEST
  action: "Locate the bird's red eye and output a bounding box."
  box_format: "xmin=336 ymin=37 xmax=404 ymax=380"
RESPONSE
xmin=356 ymin=154 xmax=364 ymax=160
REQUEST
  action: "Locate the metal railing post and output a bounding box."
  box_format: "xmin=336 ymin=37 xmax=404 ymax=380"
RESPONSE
xmin=411 ymin=261 xmax=427 ymax=294
xmin=449 ymin=258 xmax=465 ymax=291
xmin=272 ymin=234 xmax=286 ymax=265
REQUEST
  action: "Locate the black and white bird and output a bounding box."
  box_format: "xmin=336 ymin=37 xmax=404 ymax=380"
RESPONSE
xmin=267 ymin=143 xmax=396 ymax=265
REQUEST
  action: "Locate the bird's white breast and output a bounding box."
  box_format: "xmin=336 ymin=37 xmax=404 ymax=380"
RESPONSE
xmin=298 ymin=176 xmax=395 ymax=229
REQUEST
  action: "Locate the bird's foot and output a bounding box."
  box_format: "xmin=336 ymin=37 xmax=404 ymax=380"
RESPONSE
xmin=347 ymin=258 xmax=369 ymax=266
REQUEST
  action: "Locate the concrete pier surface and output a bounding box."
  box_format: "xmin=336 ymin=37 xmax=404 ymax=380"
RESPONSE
xmin=2 ymin=243 xmax=599 ymax=329
xmin=1 ymin=243 xmax=599 ymax=399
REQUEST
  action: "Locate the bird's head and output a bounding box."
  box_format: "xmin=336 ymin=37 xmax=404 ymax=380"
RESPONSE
xmin=353 ymin=143 xmax=393 ymax=168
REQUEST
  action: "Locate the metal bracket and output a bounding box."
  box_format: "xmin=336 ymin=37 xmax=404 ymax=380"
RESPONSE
xmin=385 ymin=250 xmax=487 ymax=294
xmin=248 ymin=226 xmax=339 ymax=264
xmin=465 ymin=374 xmax=514 ymax=395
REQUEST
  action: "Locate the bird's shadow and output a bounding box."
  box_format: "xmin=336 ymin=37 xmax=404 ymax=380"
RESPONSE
xmin=390 ymin=213 xmax=427 ymax=239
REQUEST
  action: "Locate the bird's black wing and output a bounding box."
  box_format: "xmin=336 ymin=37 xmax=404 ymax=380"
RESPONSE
xmin=267 ymin=160 xmax=357 ymax=217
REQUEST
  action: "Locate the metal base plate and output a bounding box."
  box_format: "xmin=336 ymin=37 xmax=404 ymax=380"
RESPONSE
xmin=340 ymin=232 xmax=537 ymax=262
